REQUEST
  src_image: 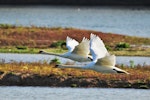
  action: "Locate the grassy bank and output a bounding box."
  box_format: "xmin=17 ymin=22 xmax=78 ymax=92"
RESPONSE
xmin=0 ymin=24 xmax=150 ymax=89
xmin=0 ymin=62 xmax=150 ymax=89
xmin=0 ymin=24 xmax=150 ymax=56
xmin=0 ymin=47 xmax=67 ymax=54
xmin=0 ymin=47 xmax=150 ymax=57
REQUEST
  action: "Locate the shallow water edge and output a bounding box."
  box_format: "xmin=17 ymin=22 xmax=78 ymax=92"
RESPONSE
xmin=0 ymin=72 xmax=149 ymax=89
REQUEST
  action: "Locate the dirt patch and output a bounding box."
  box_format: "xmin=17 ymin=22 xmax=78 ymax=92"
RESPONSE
xmin=0 ymin=72 xmax=149 ymax=89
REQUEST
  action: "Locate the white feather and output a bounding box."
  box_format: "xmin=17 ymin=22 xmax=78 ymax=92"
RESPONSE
xmin=40 ymin=36 xmax=91 ymax=62
xmin=57 ymin=33 xmax=129 ymax=74
xmin=72 ymin=37 xmax=90 ymax=57
xmin=96 ymin=55 xmax=116 ymax=67
xmin=90 ymin=33 xmax=108 ymax=61
xmin=66 ymin=36 xmax=79 ymax=52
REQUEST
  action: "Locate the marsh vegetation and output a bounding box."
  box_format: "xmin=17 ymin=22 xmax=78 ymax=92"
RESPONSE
xmin=0 ymin=61 xmax=150 ymax=88
xmin=0 ymin=24 xmax=150 ymax=88
xmin=0 ymin=24 xmax=150 ymax=56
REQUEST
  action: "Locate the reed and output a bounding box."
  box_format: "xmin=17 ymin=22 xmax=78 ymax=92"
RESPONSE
xmin=0 ymin=61 xmax=150 ymax=81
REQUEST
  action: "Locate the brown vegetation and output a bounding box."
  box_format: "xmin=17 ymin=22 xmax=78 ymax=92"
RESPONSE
xmin=0 ymin=26 xmax=149 ymax=49
xmin=0 ymin=25 xmax=150 ymax=88
xmin=0 ymin=62 xmax=150 ymax=89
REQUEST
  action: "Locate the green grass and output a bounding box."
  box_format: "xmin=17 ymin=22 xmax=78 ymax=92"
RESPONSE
xmin=0 ymin=24 xmax=149 ymax=56
xmin=0 ymin=47 xmax=37 ymax=54
xmin=0 ymin=47 xmax=67 ymax=54
xmin=111 ymin=49 xmax=150 ymax=56
xmin=0 ymin=46 xmax=149 ymax=57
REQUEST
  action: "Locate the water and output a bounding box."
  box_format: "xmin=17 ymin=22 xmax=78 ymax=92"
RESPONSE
xmin=0 ymin=53 xmax=149 ymax=66
xmin=0 ymin=86 xmax=149 ymax=100
xmin=0 ymin=6 xmax=150 ymax=37
xmin=116 ymin=56 xmax=150 ymax=66
xmin=0 ymin=53 xmax=72 ymax=63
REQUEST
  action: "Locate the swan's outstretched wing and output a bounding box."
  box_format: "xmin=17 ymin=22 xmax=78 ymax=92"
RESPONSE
xmin=96 ymin=55 xmax=116 ymax=67
xmin=72 ymin=37 xmax=90 ymax=57
xmin=90 ymin=33 xmax=108 ymax=61
xmin=66 ymin=36 xmax=79 ymax=52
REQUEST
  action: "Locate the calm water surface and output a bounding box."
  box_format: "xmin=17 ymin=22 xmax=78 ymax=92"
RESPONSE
xmin=0 ymin=87 xmax=150 ymax=100
xmin=0 ymin=6 xmax=150 ymax=37
xmin=0 ymin=53 xmax=149 ymax=65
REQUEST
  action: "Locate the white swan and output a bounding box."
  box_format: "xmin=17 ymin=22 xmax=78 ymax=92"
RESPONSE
xmin=39 ymin=36 xmax=92 ymax=62
xmin=57 ymin=34 xmax=129 ymax=74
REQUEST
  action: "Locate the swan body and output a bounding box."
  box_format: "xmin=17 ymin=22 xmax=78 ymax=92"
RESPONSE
xmin=57 ymin=33 xmax=129 ymax=74
xmin=39 ymin=36 xmax=92 ymax=62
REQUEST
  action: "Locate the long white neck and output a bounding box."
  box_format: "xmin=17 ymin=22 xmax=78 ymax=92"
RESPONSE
xmin=39 ymin=50 xmax=64 ymax=57
xmin=57 ymin=64 xmax=85 ymax=69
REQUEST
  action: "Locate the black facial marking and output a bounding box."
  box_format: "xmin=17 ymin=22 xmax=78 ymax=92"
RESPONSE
xmin=88 ymin=57 xmax=93 ymax=61
xmin=113 ymin=69 xmax=125 ymax=73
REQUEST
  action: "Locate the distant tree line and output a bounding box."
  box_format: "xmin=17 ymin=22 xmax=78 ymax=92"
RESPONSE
xmin=0 ymin=0 xmax=150 ymax=6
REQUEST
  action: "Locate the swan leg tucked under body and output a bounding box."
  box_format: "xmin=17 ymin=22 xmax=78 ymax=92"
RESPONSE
xmin=39 ymin=36 xmax=92 ymax=62
xmin=57 ymin=33 xmax=129 ymax=74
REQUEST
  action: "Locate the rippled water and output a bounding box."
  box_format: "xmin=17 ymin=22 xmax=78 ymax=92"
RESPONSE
xmin=0 ymin=87 xmax=150 ymax=100
xmin=0 ymin=6 xmax=150 ymax=37
xmin=0 ymin=53 xmax=149 ymax=65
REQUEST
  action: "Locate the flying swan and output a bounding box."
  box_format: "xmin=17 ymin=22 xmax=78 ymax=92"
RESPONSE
xmin=39 ymin=36 xmax=92 ymax=62
xmin=57 ymin=34 xmax=129 ymax=74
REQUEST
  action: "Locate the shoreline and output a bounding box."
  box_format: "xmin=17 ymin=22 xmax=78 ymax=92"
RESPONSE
xmin=0 ymin=25 xmax=149 ymax=56
xmin=0 ymin=25 xmax=150 ymax=89
xmin=0 ymin=72 xmax=149 ymax=89
xmin=0 ymin=62 xmax=150 ymax=89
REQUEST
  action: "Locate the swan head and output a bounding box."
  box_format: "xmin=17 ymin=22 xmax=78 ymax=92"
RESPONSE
xmin=39 ymin=50 xmax=45 ymax=54
xmin=88 ymin=56 xmax=93 ymax=61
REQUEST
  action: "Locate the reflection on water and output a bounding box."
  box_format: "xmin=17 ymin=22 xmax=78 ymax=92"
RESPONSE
xmin=0 ymin=53 xmax=149 ymax=65
xmin=0 ymin=6 xmax=150 ymax=37
xmin=0 ymin=86 xmax=150 ymax=100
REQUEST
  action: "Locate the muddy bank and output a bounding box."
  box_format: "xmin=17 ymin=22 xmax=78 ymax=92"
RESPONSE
xmin=0 ymin=72 xmax=149 ymax=89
